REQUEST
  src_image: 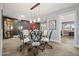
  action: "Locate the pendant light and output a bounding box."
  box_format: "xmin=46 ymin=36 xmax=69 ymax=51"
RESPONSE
xmin=30 ymin=3 xmax=40 ymax=23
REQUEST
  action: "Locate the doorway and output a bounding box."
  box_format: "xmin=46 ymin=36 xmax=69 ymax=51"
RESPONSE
xmin=59 ymin=11 xmax=76 ymax=46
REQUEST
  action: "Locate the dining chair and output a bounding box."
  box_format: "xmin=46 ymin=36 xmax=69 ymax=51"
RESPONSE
xmin=41 ymin=30 xmax=52 ymax=49
xmin=18 ymin=30 xmax=31 ymax=53
xmin=30 ymin=29 xmax=42 ymax=55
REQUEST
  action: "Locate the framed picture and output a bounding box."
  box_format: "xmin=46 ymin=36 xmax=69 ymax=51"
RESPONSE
xmin=49 ymin=20 xmax=56 ymax=30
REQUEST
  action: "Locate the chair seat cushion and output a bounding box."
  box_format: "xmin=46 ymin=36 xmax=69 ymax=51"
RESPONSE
xmin=41 ymin=37 xmax=49 ymax=42
xmin=21 ymin=40 xmax=24 ymax=42
xmin=32 ymin=42 xmax=40 ymax=46
xmin=24 ymin=38 xmax=30 ymax=43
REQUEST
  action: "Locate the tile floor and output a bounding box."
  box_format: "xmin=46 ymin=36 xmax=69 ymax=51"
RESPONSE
xmin=2 ymin=36 xmax=79 ymax=56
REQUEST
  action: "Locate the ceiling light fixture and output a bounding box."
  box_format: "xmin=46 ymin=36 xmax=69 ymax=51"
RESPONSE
xmin=30 ymin=20 xmax=32 ymax=23
xmin=37 ymin=18 xmax=40 ymax=22
xmin=18 ymin=15 xmax=25 ymax=21
xmin=20 ymin=15 xmax=25 ymax=18
xmin=30 ymin=3 xmax=40 ymax=10
xmin=30 ymin=3 xmax=40 ymax=23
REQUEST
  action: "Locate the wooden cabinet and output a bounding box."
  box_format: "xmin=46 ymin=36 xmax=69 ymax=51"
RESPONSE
xmin=3 ymin=18 xmax=14 ymax=39
xmin=69 ymin=32 xmax=74 ymax=36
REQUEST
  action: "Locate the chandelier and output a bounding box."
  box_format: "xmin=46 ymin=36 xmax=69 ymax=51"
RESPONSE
xmin=30 ymin=3 xmax=41 ymax=23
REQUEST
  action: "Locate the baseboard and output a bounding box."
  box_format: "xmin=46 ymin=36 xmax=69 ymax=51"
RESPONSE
xmin=75 ymin=45 xmax=79 ymax=48
xmin=13 ymin=35 xmax=19 ymax=38
xmin=50 ymin=39 xmax=61 ymax=43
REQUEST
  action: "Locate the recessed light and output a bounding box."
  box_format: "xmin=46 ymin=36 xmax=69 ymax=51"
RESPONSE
xmin=37 ymin=18 xmax=40 ymax=22
xmin=20 ymin=15 xmax=25 ymax=18
xmin=30 ymin=20 xmax=32 ymax=23
xmin=33 ymin=19 xmax=36 ymax=22
xmin=17 ymin=15 xmax=25 ymax=20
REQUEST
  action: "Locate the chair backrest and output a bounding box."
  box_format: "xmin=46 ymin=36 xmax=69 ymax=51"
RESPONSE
xmin=42 ymin=30 xmax=48 ymax=37
xmin=22 ymin=30 xmax=30 ymax=43
xmin=18 ymin=30 xmax=23 ymax=40
xmin=30 ymin=29 xmax=42 ymax=46
xmin=22 ymin=30 xmax=29 ymax=36
xmin=30 ymin=29 xmax=42 ymax=42
xmin=41 ymin=30 xmax=49 ymax=42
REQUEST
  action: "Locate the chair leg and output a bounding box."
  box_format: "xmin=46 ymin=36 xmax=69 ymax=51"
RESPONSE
xmin=39 ymin=43 xmax=45 ymax=52
xmin=33 ymin=46 xmax=39 ymax=56
xmin=27 ymin=46 xmax=39 ymax=56
xmin=27 ymin=47 xmax=34 ymax=56
xmin=18 ymin=43 xmax=25 ymax=54
xmin=45 ymin=42 xmax=53 ymax=49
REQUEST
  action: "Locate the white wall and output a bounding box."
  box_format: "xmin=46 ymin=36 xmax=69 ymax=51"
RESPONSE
xmin=75 ymin=7 xmax=79 ymax=47
xmin=0 ymin=3 xmax=3 ymax=56
xmin=46 ymin=12 xmax=61 ymax=42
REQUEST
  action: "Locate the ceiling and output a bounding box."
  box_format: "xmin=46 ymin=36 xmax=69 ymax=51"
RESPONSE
xmin=61 ymin=13 xmax=75 ymax=22
xmin=3 ymin=3 xmax=77 ymax=21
